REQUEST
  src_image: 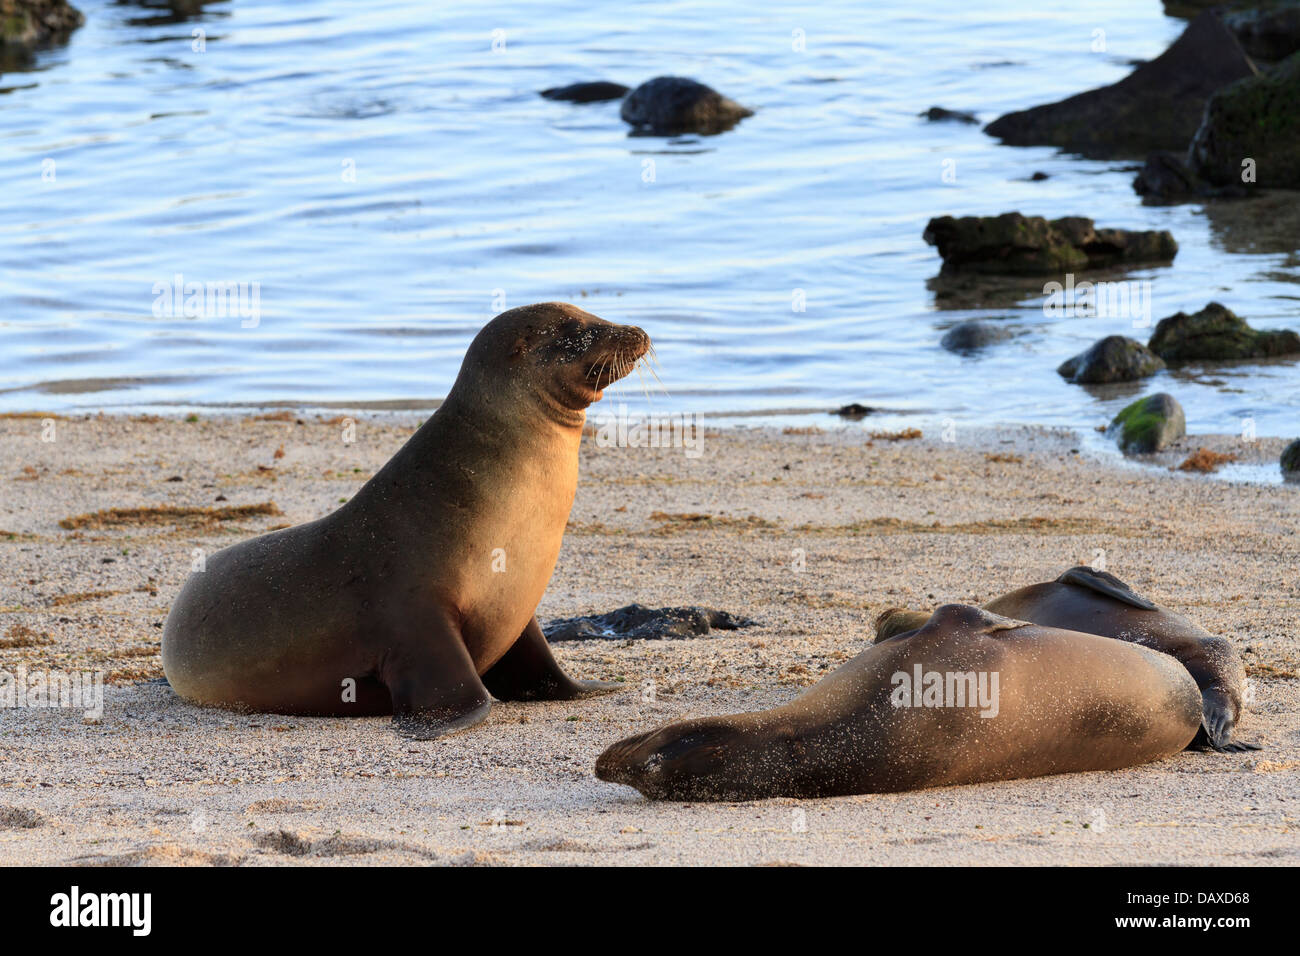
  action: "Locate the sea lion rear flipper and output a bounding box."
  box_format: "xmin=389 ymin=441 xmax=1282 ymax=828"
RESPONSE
xmin=873 ymin=608 xmax=932 ymax=643
xmin=484 ymin=617 xmax=620 ymax=701
xmin=384 ymin=619 xmax=492 ymax=740
xmin=1057 ymin=566 xmax=1158 ymax=611
xmin=1194 ymin=688 xmax=1262 ymax=753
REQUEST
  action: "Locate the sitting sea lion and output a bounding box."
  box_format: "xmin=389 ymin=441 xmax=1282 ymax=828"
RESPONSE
xmin=163 ymin=303 xmax=650 ymax=739
xmin=874 ymin=566 xmax=1257 ymax=752
xmin=597 ymin=604 xmax=1202 ymax=800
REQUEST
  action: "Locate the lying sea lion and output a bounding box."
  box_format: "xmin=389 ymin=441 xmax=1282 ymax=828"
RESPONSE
xmin=874 ymin=566 xmax=1257 ymax=752
xmin=596 ymin=604 xmax=1201 ymax=800
xmin=163 ymin=303 xmax=650 ymax=739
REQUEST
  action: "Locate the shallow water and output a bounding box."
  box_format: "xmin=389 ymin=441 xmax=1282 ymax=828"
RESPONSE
xmin=3 ymin=0 xmax=1298 ymax=439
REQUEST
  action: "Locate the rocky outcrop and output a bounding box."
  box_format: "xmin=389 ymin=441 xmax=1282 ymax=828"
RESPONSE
xmin=1147 ymin=302 xmax=1300 ymax=362
xmin=1189 ymin=50 xmax=1300 ymax=189
xmin=1 ymin=0 xmax=83 ymax=50
xmin=1058 ymin=336 xmax=1166 ymax=384
xmin=923 ymin=213 xmax=1177 ymax=276
xmin=1108 ymin=393 xmax=1186 ymax=454
xmin=540 ymin=81 xmax=629 ymax=103
xmin=985 ymin=12 xmax=1255 ymax=158
xmin=620 ymin=77 xmax=753 ymax=135
xmin=544 ymin=604 xmax=757 ymax=641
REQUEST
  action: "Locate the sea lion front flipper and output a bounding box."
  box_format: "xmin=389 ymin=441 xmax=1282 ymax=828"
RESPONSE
xmin=383 ymin=618 xmax=492 ymax=740
xmin=1057 ymin=566 xmax=1158 ymax=611
xmin=483 ymin=617 xmax=620 ymax=701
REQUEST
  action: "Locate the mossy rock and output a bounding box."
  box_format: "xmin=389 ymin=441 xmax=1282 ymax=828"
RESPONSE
xmin=1108 ymin=393 xmax=1186 ymax=454
xmin=0 ymin=0 xmax=83 ymax=49
xmin=1190 ymin=50 xmax=1300 ymax=188
xmin=1148 ymin=301 xmax=1300 ymax=362
xmin=1058 ymin=336 xmax=1166 ymax=384
xmin=923 ymin=212 xmax=1176 ymax=276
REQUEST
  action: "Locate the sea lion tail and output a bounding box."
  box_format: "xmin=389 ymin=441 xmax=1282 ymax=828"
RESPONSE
xmin=1057 ymin=566 xmax=1158 ymax=611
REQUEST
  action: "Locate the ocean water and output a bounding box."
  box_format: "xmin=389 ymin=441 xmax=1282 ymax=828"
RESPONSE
xmin=2 ymin=0 xmax=1298 ymax=440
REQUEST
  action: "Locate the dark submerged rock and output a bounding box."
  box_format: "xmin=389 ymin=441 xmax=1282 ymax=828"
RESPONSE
xmin=1108 ymin=393 xmax=1187 ymax=454
xmin=1132 ymin=150 xmax=1250 ymax=203
xmin=1147 ymin=302 xmax=1300 ymax=362
xmin=940 ymin=321 xmax=1011 ymax=352
xmin=1058 ymin=336 xmax=1166 ymax=384
xmin=984 ymin=12 xmax=1255 ymax=158
xmin=544 ymin=604 xmax=758 ymax=642
xmin=1281 ymin=438 xmax=1300 ymax=478
xmin=923 ymin=212 xmax=1177 ymax=276
xmin=1190 ymin=50 xmax=1300 ymax=189
xmin=921 ymin=106 xmax=979 ymax=124
xmin=833 ymin=403 xmax=877 ymax=420
xmin=1222 ymin=2 xmax=1300 ymax=62
xmin=620 ymin=76 xmax=753 ymax=135
xmin=539 ymin=81 xmax=630 ymax=103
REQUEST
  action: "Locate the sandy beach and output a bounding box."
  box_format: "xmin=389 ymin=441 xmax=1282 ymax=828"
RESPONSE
xmin=0 ymin=412 xmax=1296 ymax=866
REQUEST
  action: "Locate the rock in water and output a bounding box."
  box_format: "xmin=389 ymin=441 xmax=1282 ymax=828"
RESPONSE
xmin=985 ymin=12 xmax=1256 ymax=158
xmin=1282 ymin=439 xmax=1300 ymax=479
xmin=940 ymin=321 xmax=1011 ymax=352
xmin=921 ymin=106 xmax=979 ymax=124
xmin=1108 ymin=393 xmax=1186 ymax=454
xmin=1190 ymin=50 xmax=1300 ymax=189
xmin=544 ymin=604 xmax=758 ymax=642
xmin=1148 ymin=302 xmax=1300 ymax=362
xmin=1058 ymin=336 xmax=1166 ymax=384
xmin=923 ymin=212 xmax=1177 ymax=276
xmin=620 ymin=77 xmax=753 ymax=135
xmin=1 ymin=0 xmax=83 ymax=50
xmin=540 ymin=81 xmax=630 ymax=103
xmin=1222 ymin=2 xmax=1300 ymax=62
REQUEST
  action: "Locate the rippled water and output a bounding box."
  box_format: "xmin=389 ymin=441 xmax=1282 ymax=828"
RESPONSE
xmin=3 ymin=0 xmax=1298 ymax=438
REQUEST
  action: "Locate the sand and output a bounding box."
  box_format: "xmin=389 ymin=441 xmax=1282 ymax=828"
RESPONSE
xmin=0 ymin=411 xmax=1296 ymax=866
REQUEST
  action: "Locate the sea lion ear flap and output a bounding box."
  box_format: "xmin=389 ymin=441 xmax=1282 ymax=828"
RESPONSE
xmin=1057 ymin=566 xmax=1158 ymax=611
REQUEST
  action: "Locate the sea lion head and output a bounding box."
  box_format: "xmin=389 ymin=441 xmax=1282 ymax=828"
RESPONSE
xmin=596 ymin=717 xmax=802 ymax=801
xmin=453 ymin=302 xmax=651 ymax=427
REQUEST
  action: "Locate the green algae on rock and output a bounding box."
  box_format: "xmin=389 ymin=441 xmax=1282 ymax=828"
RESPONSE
xmin=1190 ymin=50 xmax=1300 ymax=189
xmin=1148 ymin=302 xmax=1300 ymax=362
xmin=1108 ymin=393 xmax=1187 ymax=454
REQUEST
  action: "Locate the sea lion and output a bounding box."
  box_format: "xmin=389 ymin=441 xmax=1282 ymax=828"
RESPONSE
xmin=163 ymin=303 xmax=650 ymax=739
xmin=620 ymin=77 xmax=753 ymax=135
xmin=596 ymin=604 xmax=1201 ymax=800
xmin=874 ymin=566 xmax=1257 ymax=752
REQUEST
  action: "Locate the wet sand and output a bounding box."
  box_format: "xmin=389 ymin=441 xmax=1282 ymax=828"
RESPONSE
xmin=0 ymin=412 xmax=1296 ymax=865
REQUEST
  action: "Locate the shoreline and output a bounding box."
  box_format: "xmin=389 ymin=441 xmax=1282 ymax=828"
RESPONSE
xmin=1 ymin=413 xmax=1296 ymax=865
